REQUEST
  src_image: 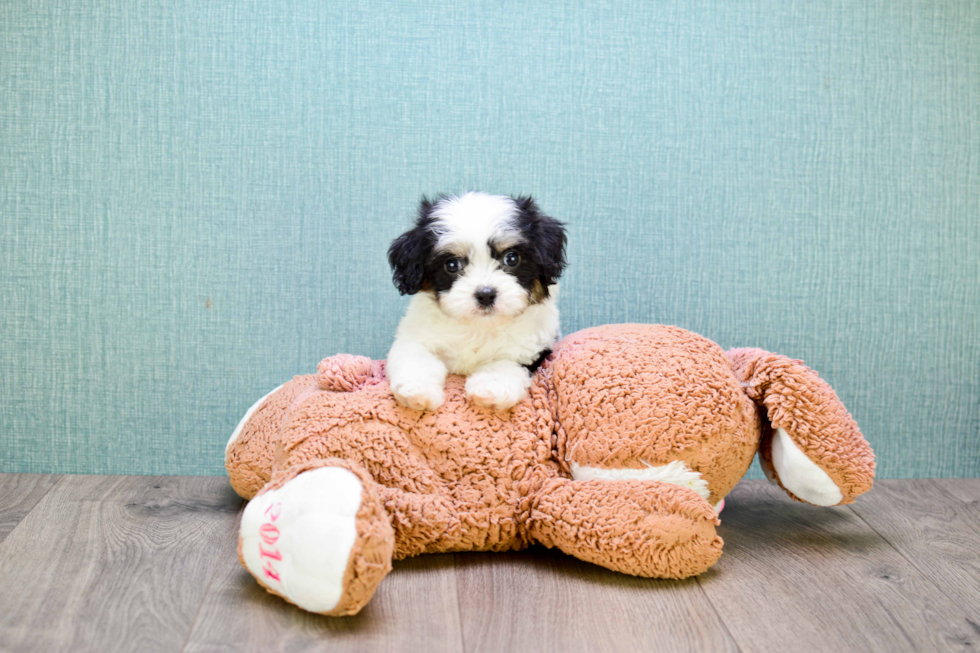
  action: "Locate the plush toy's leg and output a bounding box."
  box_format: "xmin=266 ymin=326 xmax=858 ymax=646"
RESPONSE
xmin=374 ymin=487 xmax=463 ymax=558
xmin=526 ymin=478 xmax=723 ymax=579
xmin=238 ymin=458 xmax=394 ymax=616
xmin=727 ymin=348 xmax=875 ymax=506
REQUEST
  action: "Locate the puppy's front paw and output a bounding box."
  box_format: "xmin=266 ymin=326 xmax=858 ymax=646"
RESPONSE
xmin=465 ymin=372 xmax=527 ymax=411
xmin=392 ymin=381 xmax=445 ymax=411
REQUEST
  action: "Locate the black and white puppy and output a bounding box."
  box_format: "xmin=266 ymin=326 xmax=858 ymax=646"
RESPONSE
xmin=386 ymin=192 xmax=567 ymax=411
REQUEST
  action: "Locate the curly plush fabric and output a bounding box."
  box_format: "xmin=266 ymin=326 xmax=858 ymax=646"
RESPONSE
xmin=227 ymin=323 xmax=875 ymax=615
xmin=527 ymin=478 xmax=724 ymax=578
xmin=545 ymin=325 xmax=761 ymax=504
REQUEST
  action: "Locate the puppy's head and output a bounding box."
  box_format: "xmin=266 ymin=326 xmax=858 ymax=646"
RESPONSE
xmin=388 ymin=192 xmax=567 ymax=320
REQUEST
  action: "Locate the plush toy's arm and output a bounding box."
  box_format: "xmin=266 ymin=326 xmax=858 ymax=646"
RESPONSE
xmin=727 ymin=348 xmax=875 ymax=506
xmin=226 ymin=375 xmax=320 ymax=500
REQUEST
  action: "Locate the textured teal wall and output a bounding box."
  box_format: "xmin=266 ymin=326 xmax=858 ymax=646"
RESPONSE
xmin=2 ymin=1 xmax=978 ymax=477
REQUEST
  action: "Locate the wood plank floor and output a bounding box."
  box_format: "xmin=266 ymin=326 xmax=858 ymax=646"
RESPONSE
xmin=0 ymin=475 xmax=977 ymax=652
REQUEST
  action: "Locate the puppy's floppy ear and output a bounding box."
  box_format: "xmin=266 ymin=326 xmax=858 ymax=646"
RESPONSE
xmin=515 ymin=196 xmax=567 ymax=287
xmin=388 ymin=197 xmax=436 ymax=295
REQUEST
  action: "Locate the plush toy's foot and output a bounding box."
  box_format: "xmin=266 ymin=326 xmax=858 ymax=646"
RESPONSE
xmin=528 ymin=478 xmax=723 ymax=579
xmin=727 ymin=348 xmax=875 ymax=505
xmin=239 ymin=459 xmax=394 ymax=615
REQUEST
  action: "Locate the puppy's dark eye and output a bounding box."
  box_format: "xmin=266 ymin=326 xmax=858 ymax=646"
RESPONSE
xmin=502 ymin=250 xmax=520 ymax=267
xmin=444 ymin=258 xmax=462 ymax=274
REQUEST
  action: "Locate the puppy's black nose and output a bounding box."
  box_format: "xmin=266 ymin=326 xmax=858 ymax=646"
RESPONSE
xmin=475 ymin=287 xmax=497 ymax=308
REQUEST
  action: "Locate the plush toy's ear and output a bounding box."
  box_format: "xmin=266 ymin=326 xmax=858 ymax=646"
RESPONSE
xmin=387 ymin=198 xmax=436 ymax=295
xmin=514 ymin=196 xmax=567 ymax=287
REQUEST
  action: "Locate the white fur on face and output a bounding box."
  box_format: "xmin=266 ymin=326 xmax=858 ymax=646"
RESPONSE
xmin=430 ymin=192 xmax=530 ymax=320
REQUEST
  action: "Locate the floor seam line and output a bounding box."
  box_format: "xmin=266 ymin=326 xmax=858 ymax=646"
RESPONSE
xmin=928 ymin=478 xmax=980 ymax=508
xmin=844 ymin=502 xmax=976 ymax=617
xmin=453 ymin=553 xmax=468 ymax=653
xmin=0 ymin=474 xmax=65 ymax=547
xmin=694 ymin=574 xmax=745 ymax=653
xmin=179 ymin=496 xmax=246 ymax=653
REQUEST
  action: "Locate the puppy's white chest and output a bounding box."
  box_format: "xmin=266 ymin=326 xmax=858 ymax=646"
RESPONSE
xmin=434 ymin=331 xmax=510 ymax=375
xmin=394 ymin=291 xmax=561 ymax=377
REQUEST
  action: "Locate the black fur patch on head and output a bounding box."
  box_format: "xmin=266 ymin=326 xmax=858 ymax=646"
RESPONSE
xmin=388 ymin=197 xmax=440 ymax=295
xmin=489 ymin=240 xmax=543 ymax=295
xmin=390 ymin=194 xmax=567 ymax=301
xmin=425 ymin=250 xmax=467 ymax=296
xmin=509 ymin=196 xmax=567 ymax=296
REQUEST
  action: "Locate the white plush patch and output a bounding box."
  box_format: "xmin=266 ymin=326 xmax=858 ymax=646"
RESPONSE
xmin=226 ymin=384 xmax=284 ymax=454
xmin=570 ymin=460 xmax=711 ymax=502
xmin=240 ymin=467 xmax=362 ymax=614
xmin=770 ymin=427 xmax=844 ymax=506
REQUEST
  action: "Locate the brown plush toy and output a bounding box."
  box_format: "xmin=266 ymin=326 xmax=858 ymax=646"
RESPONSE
xmin=225 ymin=323 xmax=875 ymax=616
